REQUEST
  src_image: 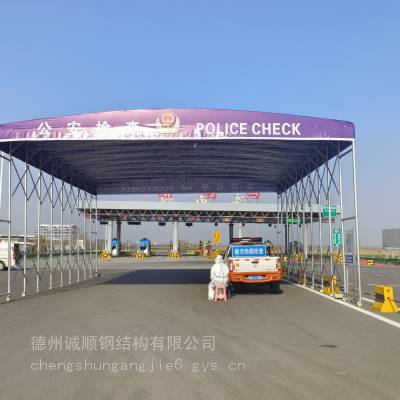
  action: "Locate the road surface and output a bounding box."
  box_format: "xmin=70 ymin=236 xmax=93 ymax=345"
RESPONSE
xmin=0 ymin=257 xmax=399 ymax=400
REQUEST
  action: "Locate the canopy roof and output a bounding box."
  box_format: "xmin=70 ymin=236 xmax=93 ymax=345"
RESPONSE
xmin=0 ymin=108 xmax=354 ymax=195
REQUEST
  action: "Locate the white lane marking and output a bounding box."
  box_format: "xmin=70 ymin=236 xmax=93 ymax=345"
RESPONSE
xmin=366 ymin=284 xmax=400 ymax=287
xmin=362 ymin=297 xmax=374 ymax=303
xmin=283 ymin=279 xmax=400 ymax=329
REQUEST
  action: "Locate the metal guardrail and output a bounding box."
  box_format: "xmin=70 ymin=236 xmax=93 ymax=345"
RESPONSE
xmin=361 ymin=256 xmax=400 ymax=265
xmin=25 ymin=251 xmax=98 ymax=261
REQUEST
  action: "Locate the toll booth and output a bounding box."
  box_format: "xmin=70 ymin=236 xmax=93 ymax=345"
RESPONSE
xmin=138 ymin=238 xmax=151 ymax=256
xmin=111 ymin=238 xmax=121 ymax=256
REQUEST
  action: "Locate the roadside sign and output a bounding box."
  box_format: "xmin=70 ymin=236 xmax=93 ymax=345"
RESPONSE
xmin=232 ymin=245 xmax=266 ymax=257
xmin=333 ymin=228 xmax=342 ymax=247
xmin=345 ymin=230 xmax=354 ymax=264
xmin=345 ymin=255 xmax=353 ymax=264
xmin=213 ymin=230 xmax=221 ymax=243
xmin=287 ymin=218 xmax=303 ymax=224
xmin=323 ymin=205 xmax=337 ymax=218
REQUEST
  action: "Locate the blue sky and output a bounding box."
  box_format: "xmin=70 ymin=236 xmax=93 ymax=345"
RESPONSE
xmin=0 ymin=0 xmax=399 ymax=245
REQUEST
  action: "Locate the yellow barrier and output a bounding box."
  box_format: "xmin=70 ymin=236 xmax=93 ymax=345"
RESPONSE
xmin=333 ymin=253 xmax=343 ymax=264
xmin=298 ymin=270 xmax=306 ymax=285
xmin=99 ymin=250 xmax=111 ymax=261
xmin=209 ymin=248 xmax=224 ymax=260
xmin=186 ymin=249 xmax=202 ymax=255
xmin=367 ymin=259 xmax=374 ymax=266
xmin=372 ymin=285 xmax=398 ymax=313
xmin=322 ymin=275 xmax=340 ymax=295
xmin=134 ymin=252 xmax=148 ymax=259
xmin=292 ymin=252 xmax=304 ymax=263
xmin=169 ymin=251 xmax=182 ymax=258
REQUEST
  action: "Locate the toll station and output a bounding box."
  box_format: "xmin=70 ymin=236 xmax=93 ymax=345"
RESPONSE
xmin=88 ymin=200 xmax=336 ymax=257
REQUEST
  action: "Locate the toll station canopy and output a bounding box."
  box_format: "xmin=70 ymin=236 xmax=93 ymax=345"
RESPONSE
xmin=0 ymin=109 xmax=355 ymax=194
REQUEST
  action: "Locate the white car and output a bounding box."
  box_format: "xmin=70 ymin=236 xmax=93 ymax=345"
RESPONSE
xmin=225 ymin=238 xmax=282 ymax=293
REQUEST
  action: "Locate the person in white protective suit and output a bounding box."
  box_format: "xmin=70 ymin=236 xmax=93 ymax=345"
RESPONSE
xmin=208 ymin=255 xmax=230 ymax=300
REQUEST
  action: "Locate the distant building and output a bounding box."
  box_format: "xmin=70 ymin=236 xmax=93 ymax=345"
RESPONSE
xmin=0 ymin=235 xmax=36 ymax=243
xmin=382 ymin=229 xmax=400 ymax=249
xmin=35 ymin=225 xmax=79 ymax=241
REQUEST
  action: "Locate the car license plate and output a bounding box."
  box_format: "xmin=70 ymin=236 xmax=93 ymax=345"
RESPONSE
xmin=248 ymin=275 xmax=263 ymax=280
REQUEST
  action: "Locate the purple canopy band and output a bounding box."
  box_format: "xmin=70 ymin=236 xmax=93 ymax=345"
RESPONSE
xmin=0 ymin=108 xmax=355 ymax=142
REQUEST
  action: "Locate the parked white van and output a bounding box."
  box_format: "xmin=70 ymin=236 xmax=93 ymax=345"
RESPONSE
xmin=0 ymin=241 xmax=24 ymax=270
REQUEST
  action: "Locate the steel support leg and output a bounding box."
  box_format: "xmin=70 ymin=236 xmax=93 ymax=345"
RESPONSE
xmin=89 ymin=194 xmax=93 ymax=278
xmin=37 ymin=164 xmax=41 ymax=292
xmin=172 ymin=221 xmax=178 ymax=253
xmin=352 ymin=143 xmax=362 ymax=306
xmin=327 ymin=158 xmax=334 ymax=296
xmin=228 ymin=223 xmax=234 ymax=244
xmin=338 ymin=147 xmax=348 ymax=298
xmin=107 ymin=220 xmax=113 ymax=253
xmin=116 ymin=221 xmax=121 ymax=242
xmin=318 ymin=171 xmax=323 ymax=291
xmin=6 ymin=146 xmax=12 ymax=302
xmin=60 ymin=180 xmax=64 ymax=287
xmin=83 ymin=192 xmax=87 ymax=280
xmin=22 ymin=159 xmax=27 ymax=297
xmin=238 ymin=222 xmax=244 ymax=238
xmin=95 ymin=195 xmax=98 ymax=273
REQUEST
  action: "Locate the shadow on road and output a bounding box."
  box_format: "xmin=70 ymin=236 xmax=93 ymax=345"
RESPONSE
xmin=103 ymin=269 xmax=210 ymax=285
xmin=232 ymin=284 xmax=285 ymax=295
xmin=104 ymin=269 xmax=285 ymax=295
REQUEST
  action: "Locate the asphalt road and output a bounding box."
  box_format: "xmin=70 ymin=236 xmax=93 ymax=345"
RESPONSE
xmin=0 ymin=256 xmax=399 ymax=400
xmin=360 ymin=263 xmax=400 ymax=300
xmin=0 ymin=257 xmax=98 ymax=303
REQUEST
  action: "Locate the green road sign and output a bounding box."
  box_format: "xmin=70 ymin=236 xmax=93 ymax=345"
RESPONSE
xmin=287 ymin=218 xmax=303 ymax=224
xmin=323 ymin=205 xmax=337 ymax=218
xmin=333 ymin=228 xmax=342 ymax=247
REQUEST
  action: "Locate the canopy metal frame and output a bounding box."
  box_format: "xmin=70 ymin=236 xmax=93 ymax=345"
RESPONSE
xmin=0 ymin=143 xmax=98 ymax=302
xmin=277 ymin=141 xmax=361 ymax=305
xmin=0 ymin=108 xmax=360 ymax=304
